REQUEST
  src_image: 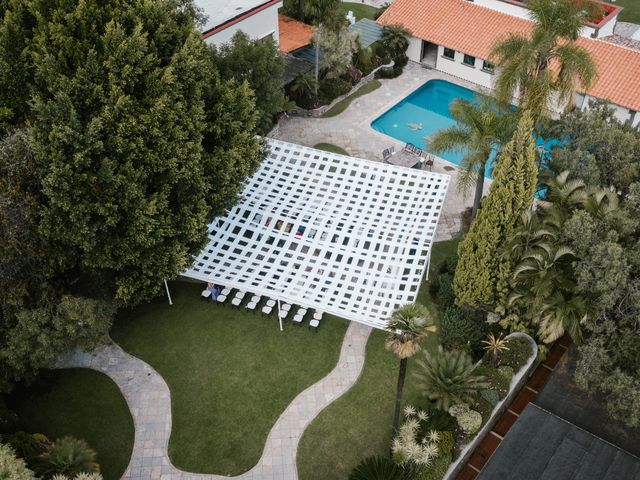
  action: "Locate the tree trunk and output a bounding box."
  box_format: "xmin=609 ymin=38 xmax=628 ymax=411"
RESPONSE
xmin=391 ymin=357 xmax=408 ymax=443
xmin=299 ymin=0 xmax=305 ymax=22
xmin=471 ymin=161 xmax=487 ymax=220
xmin=314 ymin=26 xmax=320 ymax=94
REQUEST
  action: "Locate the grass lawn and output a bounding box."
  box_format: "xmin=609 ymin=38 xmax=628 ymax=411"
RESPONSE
xmin=111 ymin=282 xmax=348 ymax=475
xmin=610 ymin=0 xmax=640 ymax=23
xmin=8 ymin=369 xmax=134 ymax=480
xmin=314 ymin=143 xmax=350 ymax=155
xmin=322 ymin=79 xmax=381 ymax=118
xmin=297 ymin=239 xmax=461 ymax=480
xmin=340 ymin=2 xmax=379 ymax=21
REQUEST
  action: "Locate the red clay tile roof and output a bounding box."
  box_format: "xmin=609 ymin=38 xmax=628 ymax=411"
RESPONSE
xmin=278 ymin=14 xmax=314 ymax=53
xmin=377 ymin=0 xmax=640 ymax=112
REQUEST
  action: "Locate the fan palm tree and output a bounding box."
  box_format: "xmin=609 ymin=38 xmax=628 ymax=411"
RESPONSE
xmin=305 ymin=0 xmax=340 ymax=92
xmin=428 ymin=98 xmax=515 ymax=219
xmin=380 ymin=25 xmax=409 ymax=60
xmin=385 ymin=303 xmax=437 ymax=437
xmin=489 ymin=0 xmax=598 ymax=121
xmin=413 ymin=346 xmax=489 ymax=411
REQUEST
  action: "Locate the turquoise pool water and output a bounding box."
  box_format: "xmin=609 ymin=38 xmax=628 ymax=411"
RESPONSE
xmin=372 ymin=79 xmax=479 ymax=166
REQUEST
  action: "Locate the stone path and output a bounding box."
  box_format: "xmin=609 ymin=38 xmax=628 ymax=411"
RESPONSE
xmin=270 ymin=62 xmax=493 ymax=241
xmin=54 ymin=321 xmax=371 ymax=480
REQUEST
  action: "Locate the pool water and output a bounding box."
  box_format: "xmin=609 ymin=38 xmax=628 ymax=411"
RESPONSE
xmin=371 ymin=79 xmax=559 ymax=178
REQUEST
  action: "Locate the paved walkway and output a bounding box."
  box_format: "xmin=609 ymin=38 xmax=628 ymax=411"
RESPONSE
xmin=54 ymin=321 xmax=371 ymax=480
xmin=270 ymin=62 xmax=493 ymax=241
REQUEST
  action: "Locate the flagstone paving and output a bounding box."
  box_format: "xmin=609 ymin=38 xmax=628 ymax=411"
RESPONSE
xmin=54 ymin=321 xmax=371 ymax=480
xmin=270 ymin=61 xmax=494 ymax=241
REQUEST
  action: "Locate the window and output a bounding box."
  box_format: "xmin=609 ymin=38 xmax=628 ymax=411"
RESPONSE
xmin=482 ymin=60 xmax=495 ymax=73
xmin=443 ymin=47 xmax=455 ymax=59
xmin=463 ymin=54 xmax=476 ymax=67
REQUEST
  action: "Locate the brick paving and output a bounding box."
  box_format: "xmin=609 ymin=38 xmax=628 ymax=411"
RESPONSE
xmin=270 ymin=62 xmax=493 ymax=241
xmin=54 ymin=321 xmax=371 ymax=480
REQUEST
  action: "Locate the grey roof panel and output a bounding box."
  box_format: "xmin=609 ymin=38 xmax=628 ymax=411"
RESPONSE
xmin=478 ymin=404 xmax=640 ymax=480
xmin=348 ymin=18 xmax=384 ymax=48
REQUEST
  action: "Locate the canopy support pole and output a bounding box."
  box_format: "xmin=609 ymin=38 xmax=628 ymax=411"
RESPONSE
xmin=164 ymin=279 xmax=173 ymax=306
xmin=278 ymin=299 xmax=283 ymax=332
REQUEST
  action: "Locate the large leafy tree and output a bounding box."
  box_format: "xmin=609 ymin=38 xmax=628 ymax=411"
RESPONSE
xmin=305 ymin=0 xmax=341 ymax=90
xmin=385 ymin=303 xmax=437 ymax=438
xmin=453 ymin=111 xmax=538 ymax=310
xmin=0 ymin=0 xmax=262 ymax=305
xmin=211 ymin=31 xmax=286 ymax=133
xmin=429 ymin=98 xmax=515 ymax=219
xmin=489 ymin=0 xmax=598 ymax=121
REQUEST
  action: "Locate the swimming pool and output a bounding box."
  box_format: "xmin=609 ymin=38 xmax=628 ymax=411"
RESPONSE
xmin=371 ymin=79 xmax=479 ymax=166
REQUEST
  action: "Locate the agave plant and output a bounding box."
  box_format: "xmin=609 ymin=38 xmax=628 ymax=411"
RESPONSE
xmin=414 ymin=346 xmax=489 ymax=411
xmin=483 ymin=333 xmax=510 ymax=365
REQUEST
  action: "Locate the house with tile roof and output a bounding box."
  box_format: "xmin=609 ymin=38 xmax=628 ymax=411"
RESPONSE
xmin=377 ymin=0 xmax=640 ymax=128
xmin=196 ymin=0 xmax=283 ymax=46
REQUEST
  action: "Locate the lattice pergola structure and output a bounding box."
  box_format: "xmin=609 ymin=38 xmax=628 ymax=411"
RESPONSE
xmin=183 ymin=139 xmax=450 ymax=329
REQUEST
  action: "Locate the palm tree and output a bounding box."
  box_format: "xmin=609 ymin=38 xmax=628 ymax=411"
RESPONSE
xmin=413 ymin=346 xmax=489 ymax=411
xmin=380 ymin=25 xmax=409 ymax=60
xmin=385 ymin=303 xmax=437 ymax=438
xmin=349 ymin=455 xmax=417 ymax=480
xmin=428 ymin=98 xmax=515 ymax=219
xmin=489 ymin=0 xmax=598 ymax=120
xmin=290 ymin=72 xmax=319 ymax=103
xmin=537 ymin=170 xmax=587 ymax=223
xmin=305 ymin=0 xmax=340 ymax=92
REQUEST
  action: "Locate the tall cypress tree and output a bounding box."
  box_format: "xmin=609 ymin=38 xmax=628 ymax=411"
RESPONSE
xmin=453 ymin=111 xmax=538 ymax=310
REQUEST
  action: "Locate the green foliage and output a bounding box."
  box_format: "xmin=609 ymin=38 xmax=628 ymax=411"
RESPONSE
xmin=433 ymin=274 xmax=455 ymax=310
xmin=439 ymin=307 xmax=487 ymax=353
xmin=348 ymin=455 xmax=415 ymax=480
xmin=380 ymin=25 xmax=409 ymax=59
xmin=386 ymin=304 xmax=437 ymax=360
xmin=37 ymin=437 xmax=98 ymax=478
xmin=453 ymin=111 xmax=538 ymax=309
xmin=0 ymin=443 xmax=35 ymax=480
xmin=480 ymin=388 xmax=500 ymax=407
xmin=489 ymin=0 xmax=597 ymax=121
xmin=51 ymin=473 xmax=103 ymax=480
xmin=210 ymin=31 xmax=286 ymax=133
xmin=414 ymin=347 xmax=489 ymax=411
xmin=320 ymin=27 xmax=358 ymax=80
xmin=497 ymin=365 xmax=514 ymax=381
xmin=454 ymin=408 xmax=482 ymax=434
xmin=422 ymin=407 xmax=457 ymax=433
xmin=476 ymin=365 xmax=510 ymax=395
xmin=1 ymin=296 xmax=113 ymax=388
xmin=417 ymin=451 xmax=451 ymax=480
xmin=429 ymin=98 xmax=516 ymax=218
xmin=5 ymin=432 xmax=50 ymax=469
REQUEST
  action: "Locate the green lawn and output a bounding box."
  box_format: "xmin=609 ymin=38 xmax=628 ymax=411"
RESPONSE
xmin=314 ymin=143 xmax=350 ymax=155
xmin=297 ymin=239 xmax=460 ymax=480
xmin=322 ymin=79 xmax=381 ymax=118
xmin=8 ymin=369 xmax=134 ymax=480
xmin=340 ymin=2 xmax=379 ymax=21
xmin=609 ymin=0 xmax=640 ymax=23
xmin=111 ymin=282 xmax=348 ymax=475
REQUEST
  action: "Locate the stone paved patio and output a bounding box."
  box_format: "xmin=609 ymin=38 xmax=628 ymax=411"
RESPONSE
xmin=54 ymin=321 xmax=371 ymax=480
xmin=270 ymin=62 xmax=494 ymax=241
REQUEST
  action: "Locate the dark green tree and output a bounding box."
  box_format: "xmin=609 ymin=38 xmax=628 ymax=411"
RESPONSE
xmin=453 ymin=111 xmax=538 ymax=309
xmin=211 ymin=31 xmax=286 ymax=133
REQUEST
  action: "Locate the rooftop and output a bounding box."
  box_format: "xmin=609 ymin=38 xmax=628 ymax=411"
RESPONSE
xmin=278 ymin=14 xmax=314 ymax=53
xmin=183 ymin=139 xmax=450 ymax=329
xmin=478 ymin=404 xmax=640 ymax=479
xmin=377 ymin=0 xmax=640 ymax=112
xmin=195 ymin=0 xmax=280 ymax=34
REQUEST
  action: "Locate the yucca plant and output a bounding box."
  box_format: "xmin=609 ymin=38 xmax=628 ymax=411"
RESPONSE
xmin=414 ymin=346 xmax=489 ymax=411
xmin=37 ymin=437 xmax=99 ymax=478
xmin=483 ymin=333 xmax=510 ymax=365
xmin=386 ymin=303 xmax=437 ymax=438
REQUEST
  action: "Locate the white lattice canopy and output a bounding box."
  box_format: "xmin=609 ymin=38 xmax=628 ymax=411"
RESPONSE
xmin=183 ymin=139 xmax=450 ymax=329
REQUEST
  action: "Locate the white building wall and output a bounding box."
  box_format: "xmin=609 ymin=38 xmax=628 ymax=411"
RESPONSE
xmin=575 ymin=92 xmax=637 ymax=128
xmin=596 ymin=12 xmax=618 ymax=37
xmin=203 ymin=2 xmax=281 ymax=46
xmin=406 ymin=36 xmax=423 ymax=63
xmin=434 ymin=46 xmax=495 ymax=89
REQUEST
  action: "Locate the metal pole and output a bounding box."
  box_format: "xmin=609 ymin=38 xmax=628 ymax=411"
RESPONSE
xmin=278 ymin=299 xmax=283 ymax=332
xmin=164 ymin=279 xmax=173 ymax=306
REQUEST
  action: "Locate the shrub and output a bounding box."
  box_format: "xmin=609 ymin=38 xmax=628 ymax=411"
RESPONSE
xmin=476 ymin=365 xmax=510 ymax=395
xmin=497 ymin=365 xmax=514 ymax=381
xmin=434 ymin=275 xmax=456 ymax=310
xmin=414 ymin=347 xmax=489 ymax=411
xmin=37 ymin=437 xmax=99 ymax=478
xmin=0 ymin=399 xmax=19 ymax=434
xmin=440 ymin=307 xmax=487 ymax=352
xmin=501 ymin=337 xmax=532 ymax=369
xmin=480 ymin=388 xmax=500 ymax=407
xmin=392 ymin=406 xmax=440 ymax=466
xmin=456 ymin=409 xmax=482 ymax=434
xmin=423 ymin=407 xmax=457 ymax=432
xmin=0 ymin=444 xmax=35 ymax=480
xmin=6 ymin=432 xmax=50 ymax=468
xmin=51 ymin=473 xmax=103 ymax=480
xmin=417 ymin=451 xmax=452 ymax=480
xmin=318 ymin=78 xmax=352 ymax=104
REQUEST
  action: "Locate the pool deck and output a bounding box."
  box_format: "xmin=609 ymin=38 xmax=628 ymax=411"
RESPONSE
xmin=270 ymin=62 xmax=493 ymax=241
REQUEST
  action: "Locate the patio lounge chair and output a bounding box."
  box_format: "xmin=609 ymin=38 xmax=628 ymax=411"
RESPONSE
xmin=382 ymin=147 xmax=395 ymax=162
